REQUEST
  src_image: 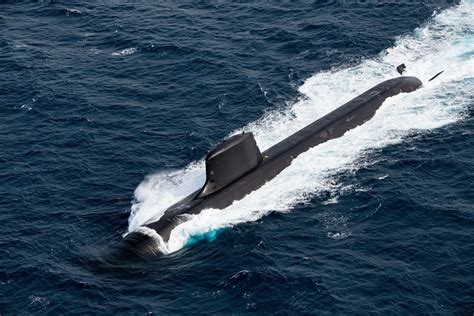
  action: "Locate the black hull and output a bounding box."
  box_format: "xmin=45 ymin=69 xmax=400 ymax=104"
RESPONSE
xmin=116 ymin=76 xmax=422 ymax=257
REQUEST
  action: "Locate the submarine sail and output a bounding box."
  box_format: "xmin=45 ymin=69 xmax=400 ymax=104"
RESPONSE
xmin=199 ymin=133 xmax=262 ymax=197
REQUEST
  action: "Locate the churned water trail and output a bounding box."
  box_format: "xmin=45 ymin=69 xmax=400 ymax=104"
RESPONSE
xmin=128 ymin=1 xmax=473 ymax=253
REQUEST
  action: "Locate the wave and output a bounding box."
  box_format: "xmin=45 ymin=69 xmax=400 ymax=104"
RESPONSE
xmin=65 ymin=8 xmax=82 ymax=16
xmin=128 ymin=0 xmax=473 ymax=253
xmin=111 ymin=47 xmax=138 ymax=56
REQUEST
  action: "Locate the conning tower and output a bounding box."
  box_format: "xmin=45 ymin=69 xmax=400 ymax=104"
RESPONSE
xmin=199 ymin=132 xmax=262 ymax=197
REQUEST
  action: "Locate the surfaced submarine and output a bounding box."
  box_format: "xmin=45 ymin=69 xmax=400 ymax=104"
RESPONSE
xmin=113 ymin=72 xmax=423 ymax=258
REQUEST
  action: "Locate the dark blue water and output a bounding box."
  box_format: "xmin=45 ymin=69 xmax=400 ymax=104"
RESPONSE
xmin=1 ymin=1 xmax=473 ymax=314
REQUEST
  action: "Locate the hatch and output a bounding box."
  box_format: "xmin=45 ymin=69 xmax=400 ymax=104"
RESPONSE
xmin=198 ymin=132 xmax=262 ymax=197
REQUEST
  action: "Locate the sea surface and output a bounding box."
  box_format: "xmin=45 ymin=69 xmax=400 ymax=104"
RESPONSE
xmin=1 ymin=1 xmax=473 ymax=314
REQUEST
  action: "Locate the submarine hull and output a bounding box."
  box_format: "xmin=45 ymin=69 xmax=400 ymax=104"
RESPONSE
xmin=115 ymin=76 xmax=422 ymax=258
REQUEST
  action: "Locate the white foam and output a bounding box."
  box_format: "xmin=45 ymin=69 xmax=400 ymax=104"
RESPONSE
xmin=128 ymin=1 xmax=474 ymax=253
xmin=65 ymin=8 xmax=82 ymax=15
xmin=111 ymin=47 xmax=138 ymax=56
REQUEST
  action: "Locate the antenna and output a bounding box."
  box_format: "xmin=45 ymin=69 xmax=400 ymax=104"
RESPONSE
xmin=396 ymin=63 xmax=406 ymax=76
xmin=428 ymin=70 xmax=444 ymax=81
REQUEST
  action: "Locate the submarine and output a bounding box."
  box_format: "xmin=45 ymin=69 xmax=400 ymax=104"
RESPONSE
xmin=113 ymin=69 xmax=423 ymax=258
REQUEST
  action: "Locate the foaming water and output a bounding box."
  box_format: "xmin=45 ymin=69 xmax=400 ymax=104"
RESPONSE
xmin=111 ymin=47 xmax=138 ymax=56
xmin=129 ymin=1 xmax=473 ymax=253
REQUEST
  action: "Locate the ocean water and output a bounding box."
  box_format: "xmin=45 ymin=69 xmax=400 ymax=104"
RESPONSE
xmin=1 ymin=1 xmax=473 ymax=314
